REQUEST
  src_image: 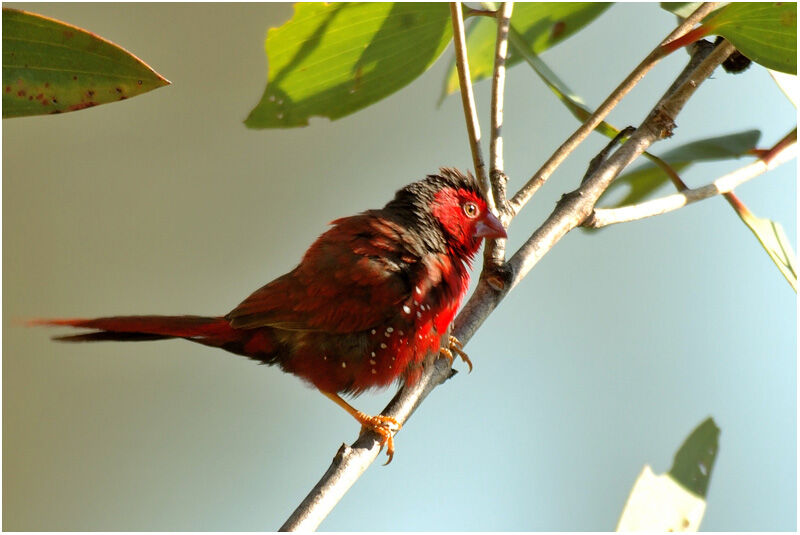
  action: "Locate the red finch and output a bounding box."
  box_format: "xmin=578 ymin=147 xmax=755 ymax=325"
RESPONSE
xmin=33 ymin=168 xmax=506 ymax=462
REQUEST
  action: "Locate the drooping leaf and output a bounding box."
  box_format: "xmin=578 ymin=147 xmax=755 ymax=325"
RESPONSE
xmin=736 ymin=205 xmax=798 ymax=291
xmin=703 ymin=2 xmax=797 ymax=74
xmin=668 ymin=417 xmax=720 ymax=498
xmin=601 ymin=131 xmax=762 ymax=207
xmin=2 ymin=8 xmax=169 ymax=118
xmin=246 ymin=3 xmax=452 ymax=129
xmin=616 ymin=418 xmax=720 ymax=531
xmin=440 ymin=3 xmax=610 ymax=101
xmin=506 ymin=27 xmax=618 ymax=138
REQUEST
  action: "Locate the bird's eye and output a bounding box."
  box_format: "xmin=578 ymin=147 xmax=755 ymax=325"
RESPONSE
xmin=462 ymin=202 xmax=479 ymax=218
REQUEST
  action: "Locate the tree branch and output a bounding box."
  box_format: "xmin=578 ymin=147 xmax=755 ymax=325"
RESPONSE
xmin=450 ymin=2 xmax=490 ymax=198
xmin=489 ymin=1 xmax=513 ymax=213
xmin=507 ymin=2 xmax=719 ymax=215
xmin=279 ymin=14 xmax=732 ymax=534
xmin=585 ymin=132 xmax=797 ymax=228
xmin=484 ymin=2 xmax=514 ymax=272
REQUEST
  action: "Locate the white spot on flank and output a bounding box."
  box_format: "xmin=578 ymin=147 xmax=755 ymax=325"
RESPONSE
xmin=415 ymin=286 xmax=422 ymax=294
xmin=386 ymin=327 xmax=394 ymax=333
xmin=416 ymin=311 xmax=422 ymax=318
xmin=403 ymin=305 xmax=411 ymax=314
xmin=399 ymin=330 xmax=404 ymax=336
xmin=371 ymin=329 xmax=376 ymax=335
xmin=369 ymin=359 xmax=376 ymax=365
xmin=323 ymin=355 xmax=327 ymax=360
xmin=371 ymin=351 xmax=376 ymax=357
xmin=341 ymin=362 xmax=346 ymax=368
xmin=380 ymin=343 xmax=387 ymax=349
xmin=371 ymin=368 xmax=377 ymax=374
xmin=384 ymin=331 xmax=391 ymax=338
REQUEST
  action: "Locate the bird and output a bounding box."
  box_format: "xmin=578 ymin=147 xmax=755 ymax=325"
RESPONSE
xmin=32 ymin=168 xmax=507 ymax=463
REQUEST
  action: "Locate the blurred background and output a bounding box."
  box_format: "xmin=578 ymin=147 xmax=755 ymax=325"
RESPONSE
xmin=3 ymin=3 xmax=796 ymax=531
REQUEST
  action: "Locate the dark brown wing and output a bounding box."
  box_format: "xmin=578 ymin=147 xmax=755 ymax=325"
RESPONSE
xmin=226 ymin=213 xmax=424 ymax=334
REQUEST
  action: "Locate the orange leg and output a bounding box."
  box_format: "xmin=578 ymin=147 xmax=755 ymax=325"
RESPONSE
xmin=439 ymin=335 xmax=473 ymax=372
xmin=321 ymin=390 xmax=401 ymax=464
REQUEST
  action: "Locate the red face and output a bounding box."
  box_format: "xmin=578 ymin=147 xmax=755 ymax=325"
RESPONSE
xmin=430 ymin=187 xmax=507 ymax=256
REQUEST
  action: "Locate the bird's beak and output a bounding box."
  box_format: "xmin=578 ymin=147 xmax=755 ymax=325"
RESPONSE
xmin=474 ymin=211 xmax=507 ymax=239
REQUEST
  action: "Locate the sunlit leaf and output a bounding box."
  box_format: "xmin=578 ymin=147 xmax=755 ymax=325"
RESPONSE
xmin=246 ymin=3 xmax=452 ymax=128
xmin=2 ymin=8 xmax=169 ymax=118
xmin=440 ymin=3 xmax=610 ymax=101
xmin=617 ymin=465 xmax=706 ymax=531
xmin=616 ymin=418 xmax=720 ymax=531
xmin=704 ymin=2 xmax=797 ymax=74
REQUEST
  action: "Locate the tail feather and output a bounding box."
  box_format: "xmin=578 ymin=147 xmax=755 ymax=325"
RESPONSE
xmin=31 ymin=314 xmax=279 ymax=364
xmin=31 ymin=315 xmax=234 ymax=344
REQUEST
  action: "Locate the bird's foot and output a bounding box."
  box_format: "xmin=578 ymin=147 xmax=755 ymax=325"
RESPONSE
xmin=440 ymin=335 xmax=473 ymax=372
xmin=357 ymin=412 xmax=401 ymax=465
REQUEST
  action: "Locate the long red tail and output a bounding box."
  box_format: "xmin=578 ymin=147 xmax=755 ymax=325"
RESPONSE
xmin=30 ymin=315 xmax=236 ymax=345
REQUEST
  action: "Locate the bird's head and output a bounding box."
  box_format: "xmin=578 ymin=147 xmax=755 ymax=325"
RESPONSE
xmin=385 ymin=168 xmax=507 ymax=259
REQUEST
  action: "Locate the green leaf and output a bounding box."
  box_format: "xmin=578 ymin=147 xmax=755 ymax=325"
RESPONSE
xmin=737 ymin=207 xmax=798 ymax=291
xmin=601 ymin=131 xmax=762 ymax=207
xmin=440 ymin=3 xmax=610 ymax=101
xmin=668 ymin=417 xmax=720 ymax=498
xmin=2 ymin=8 xmax=169 ymax=118
xmin=617 ymin=418 xmax=720 ymax=531
xmin=246 ymin=3 xmax=452 ymax=129
xmin=704 ymin=2 xmax=797 ymax=74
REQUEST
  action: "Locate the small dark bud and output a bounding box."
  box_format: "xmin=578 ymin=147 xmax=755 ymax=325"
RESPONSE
xmin=715 ymin=36 xmax=752 ymax=74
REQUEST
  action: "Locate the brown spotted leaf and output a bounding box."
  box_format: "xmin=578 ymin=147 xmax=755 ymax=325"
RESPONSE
xmin=2 ymin=8 xmax=169 ymax=118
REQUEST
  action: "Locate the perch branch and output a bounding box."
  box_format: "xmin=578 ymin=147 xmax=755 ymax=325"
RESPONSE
xmin=507 ymin=2 xmax=719 ymax=215
xmin=279 ymin=18 xmax=731 ymax=534
xmin=585 ymin=131 xmax=797 ymax=228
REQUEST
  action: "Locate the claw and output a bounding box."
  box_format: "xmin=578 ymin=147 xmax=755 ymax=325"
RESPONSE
xmin=359 ymin=414 xmax=401 ymax=464
xmin=320 ymin=390 xmax=401 ymax=465
xmin=440 ymin=335 xmax=473 ymax=372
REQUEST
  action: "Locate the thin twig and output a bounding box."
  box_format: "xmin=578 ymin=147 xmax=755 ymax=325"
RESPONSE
xmin=489 ymin=2 xmax=513 ymax=210
xmin=484 ymin=2 xmax=514 ymax=271
xmin=507 ymin=2 xmax=719 ymax=215
xmin=450 ymin=2 xmax=490 ymax=198
xmin=279 ymin=37 xmax=731 ymax=533
xmin=585 ymin=132 xmax=797 ymax=228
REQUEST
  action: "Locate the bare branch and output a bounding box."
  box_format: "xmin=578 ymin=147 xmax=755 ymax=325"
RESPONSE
xmin=507 ymin=2 xmax=719 ymax=215
xmin=279 ymin=37 xmax=732 ymax=532
xmin=450 ymin=2 xmax=490 ymax=198
xmin=484 ymin=2 xmax=514 ymax=270
xmin=489 ymin=2 xmax=513 ymax=209
xmin=585 ymin=132 xmax=797 ymax=229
